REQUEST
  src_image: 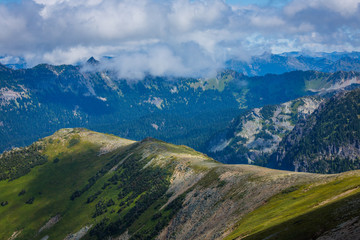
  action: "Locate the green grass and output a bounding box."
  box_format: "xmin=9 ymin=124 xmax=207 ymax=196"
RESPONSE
xmin=0 ymin=139 xmax=108 ymax=239
xmin=0 ymin=135 xmax=165 ymax=239
xmin=305 ymin=76 xmax=327 ymax=90
xmin=242 ymin=191 xmax=360 ymax=240
xmin=3 ymin=128 xmax=360 ymax=240
xmin=197 ymin=168 xmax=222 ymax=188
xmin=225 ymin=174 xmax=360 ymax=240
xmin=0 ymin=128 xmax=139 ymax=240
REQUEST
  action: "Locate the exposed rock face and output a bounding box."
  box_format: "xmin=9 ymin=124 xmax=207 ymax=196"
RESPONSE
xmin=157 ymin=166 xmax=319 ymax=240
xmin=38 ymin=215 xmax=61 ymax=233
xmin=64 ymin=225 xmax=92 ymax=240
xmin=206 ymin=96 xmax=323 ymax=165
xmin=269 ymin=89 xmax=360 ymax=173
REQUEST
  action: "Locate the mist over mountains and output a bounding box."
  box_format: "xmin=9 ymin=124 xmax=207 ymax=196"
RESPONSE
xmin=4 ymin=51 xmax=360 ymax=77
xmin=2 ymin=0 xmax=360 ymax=78
xmin=1 ymin=58 xmax=360 ymax=169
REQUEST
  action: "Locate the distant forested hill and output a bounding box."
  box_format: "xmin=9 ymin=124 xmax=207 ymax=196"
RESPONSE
xmin=1 ymin=61 xmax=360 ymax=153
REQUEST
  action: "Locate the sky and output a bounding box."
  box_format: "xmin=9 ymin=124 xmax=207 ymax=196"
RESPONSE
xmin=1 ymin=0 xmax=360 ymax=79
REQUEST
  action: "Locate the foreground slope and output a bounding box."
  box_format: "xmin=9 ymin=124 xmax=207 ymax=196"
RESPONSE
xmin=0 ymin=129 xmax=360 ymax=240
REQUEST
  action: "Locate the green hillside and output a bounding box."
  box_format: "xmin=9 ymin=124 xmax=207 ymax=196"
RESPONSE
xmin=1 ymin=128 xmax=360 ymax=240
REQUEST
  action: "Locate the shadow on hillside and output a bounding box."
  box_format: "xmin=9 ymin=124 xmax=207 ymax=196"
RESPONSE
xmin=242 ymin=191 xmax=360 ymax=240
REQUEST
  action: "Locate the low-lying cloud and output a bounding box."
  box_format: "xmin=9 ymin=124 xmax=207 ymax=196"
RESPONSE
xmin=1 ymin=0 xmax=360 ymax=79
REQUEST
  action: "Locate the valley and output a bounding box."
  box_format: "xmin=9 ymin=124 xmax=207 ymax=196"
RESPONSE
xmin=1 ymin=60 xmax=360 ymax=240
xmin=1 ymin=61 xmax=360 ymax=157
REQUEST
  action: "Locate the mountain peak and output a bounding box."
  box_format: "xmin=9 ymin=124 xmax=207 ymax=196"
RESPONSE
xmin=86 ymin=56 xmax=99 ymax=65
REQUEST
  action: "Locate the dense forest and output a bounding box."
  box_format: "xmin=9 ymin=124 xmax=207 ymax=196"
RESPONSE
xmin=2 ymin=62 xmax=359 ymax=155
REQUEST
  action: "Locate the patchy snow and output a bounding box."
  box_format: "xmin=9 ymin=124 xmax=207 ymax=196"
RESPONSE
xmin=0 ymin=87 xmax=29 ymax=106
xmin=97 ymin=96 xmax=107 ymax=102
xmin=151 ymin=123 xmax=159 ymax=130
xmin=170 ymin=86 xmax=178 ymax=94
xmin=144 ymin=97 xmax=164 ymax=109
xmin=72 ymin=106 xmax=80 ymax=117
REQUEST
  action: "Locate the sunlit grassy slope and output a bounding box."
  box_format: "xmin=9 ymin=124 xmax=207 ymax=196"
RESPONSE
xmin=0 ymin=128 xmax=360 ymax=240
xmin=0 ymin=129 xmax=134 ymax=239
xmin=0 ymin=128 xmax=215 ymax=240
xmin=225 ymin=172 xmax=360 ymax=240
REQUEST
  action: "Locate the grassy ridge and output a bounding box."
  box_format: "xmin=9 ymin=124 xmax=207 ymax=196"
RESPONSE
xmin=2 ymin=128 xmax=360 ymax=240
xmin=0 ymin=129 xmax=135 ymax=240
xmin=0 ymin=129 xmax=208 ymax=240
xmin=243 ymin=191 xmax=360 ymax=240
xmin=225 ymin=172 xmax=360 ymax=240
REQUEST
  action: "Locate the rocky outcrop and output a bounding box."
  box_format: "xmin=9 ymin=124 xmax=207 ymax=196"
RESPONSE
xmin=206 ymin=96 xmax=323 ymax=165
xmin=269 ymin=89 xmax=360 ymax=173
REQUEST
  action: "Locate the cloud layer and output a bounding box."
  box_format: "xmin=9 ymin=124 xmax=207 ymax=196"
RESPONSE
xmin=1 ymin=0 xmax=360 ymax=78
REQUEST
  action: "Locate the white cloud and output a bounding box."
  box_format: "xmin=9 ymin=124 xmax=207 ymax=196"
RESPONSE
xmin=1 ymin=0 xmax=360 ymax=78
xmin=285 ymin=0 xmax=360 ymax=17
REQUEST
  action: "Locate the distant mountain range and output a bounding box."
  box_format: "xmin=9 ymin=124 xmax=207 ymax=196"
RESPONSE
xmin=2 ymin=60 xmax=360 ymax=154
xmin=0 ymin=56 xmax=27 ymax=70
xmin=3 ymin=52 xmax=360 ymax=75
xmin=1 ymin=128 xmax=360 ymax=240
xmin=227 ymin=51 xmax=360 ymax=76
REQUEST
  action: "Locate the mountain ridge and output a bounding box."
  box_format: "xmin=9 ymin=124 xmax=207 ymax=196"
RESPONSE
xmin=268 ymin=88 xmax=360 ymax=173
xmin=1 ymin=128 xmax=360 ymax=239
xmin=227 ymin=52 xmax=360 ymax=76
xmin=2 ymin=61 xmax=360 ymax=154
xmin=207 ymin=87 xmax=360 ymax=174
xmin=206 ymin=95 xmax=324 ymax=165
